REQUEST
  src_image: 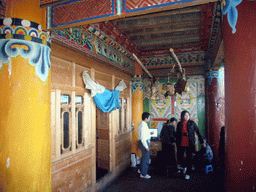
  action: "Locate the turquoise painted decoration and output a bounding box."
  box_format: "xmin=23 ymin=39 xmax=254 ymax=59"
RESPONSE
xmin=116 ymin=0 xmax=122 ymax=15
xmin=206 ymin=71 xmax=224 ymax=85
xmin=132 ymin=82 xmax=143 ymax=94
xmin=222 ymin=0 xmax=243 ymax=34
xmin=0 ymin=18 xmax=51 ymax=83
xmin=0 ymin=39 xmax=51 ymax=83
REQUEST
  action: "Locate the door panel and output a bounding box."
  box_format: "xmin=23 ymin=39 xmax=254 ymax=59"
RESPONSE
xmin=96 ymin=108 xmax=109 ymax=170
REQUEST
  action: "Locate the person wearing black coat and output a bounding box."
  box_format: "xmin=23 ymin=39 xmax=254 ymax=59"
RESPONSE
xmin=176 ymin=110 xmax=206 ymax=180
xmin=160 ymin=117 xmax=178 ymax=172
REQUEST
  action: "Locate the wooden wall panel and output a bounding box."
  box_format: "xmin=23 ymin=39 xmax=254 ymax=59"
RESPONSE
xmin=51 ymin=41 xmax=133 ymax=191
xmin=51 ymin=56 xmax=73 ymax=86
xmin=95 ymin=71 xmax=112 ymax=90
xmin=52 ymin=149 xmax=93 ymax=192
xmin=75 ymin=65 xmax=90 ymax=90
xmin=51 ymin=41 xmax=134 ymax=78
xmin=115 ymin=132 xmax=132 ymax=167
xmin=115 ymin=77 xmax=131 ymax=97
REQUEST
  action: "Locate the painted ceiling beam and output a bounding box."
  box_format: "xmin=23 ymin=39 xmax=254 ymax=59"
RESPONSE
xmin=47 ymin=0 xmax=219 ymax=31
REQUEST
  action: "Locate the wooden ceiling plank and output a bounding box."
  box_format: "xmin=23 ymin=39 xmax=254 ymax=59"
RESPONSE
xmin=137 ymin=37 xmax=200 ymax=47
xmin=113 ymin=5 xmax=202 ymax=24
xmin=126 ymin=26 xmax=200 ymax=38
xmin=134 ymin=34 xmax=200 ymax=44
xmin=119 ymin=19 xmax=201 ymax=31
xmin=139 ymin=40 xmax=198 ymax=51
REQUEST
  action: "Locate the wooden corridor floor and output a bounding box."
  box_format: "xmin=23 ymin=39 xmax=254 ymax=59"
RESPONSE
xmin=101 ymin=162 xmax=225 ymax=192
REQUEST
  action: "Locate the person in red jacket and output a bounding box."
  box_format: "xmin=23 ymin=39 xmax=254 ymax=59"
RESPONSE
xmin=176 ymin=110 xmax=206 ymax=180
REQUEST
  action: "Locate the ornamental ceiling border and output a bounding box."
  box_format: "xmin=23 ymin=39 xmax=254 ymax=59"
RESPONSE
xmin=51 ymin=27 xmax=135 ymax=74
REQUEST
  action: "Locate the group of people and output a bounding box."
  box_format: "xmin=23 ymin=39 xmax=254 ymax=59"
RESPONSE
xmin=137 ymin=110 xmax=213 ymax=180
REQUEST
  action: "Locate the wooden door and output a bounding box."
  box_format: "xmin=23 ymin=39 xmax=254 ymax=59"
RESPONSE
xmin=96 ymin=108 xmax=109 ymax=170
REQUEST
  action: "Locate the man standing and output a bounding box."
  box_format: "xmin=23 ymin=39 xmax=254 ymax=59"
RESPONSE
xmin=138 ymin=112 xmax=151 ymax=179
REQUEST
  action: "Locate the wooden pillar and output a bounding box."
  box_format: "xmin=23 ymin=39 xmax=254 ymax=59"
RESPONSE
xmin=223 ymin=0 xmax=256 ymax=191
xmin=205 ymin=70 xmax=225 ymax=163
xmin=131 ymin=61 xmax=144 ymax=157
xmin=0 ymin=1 xmax=51 ymax=191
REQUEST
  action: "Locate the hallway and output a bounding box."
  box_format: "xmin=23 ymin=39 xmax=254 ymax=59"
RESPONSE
xmin=102 ymin=163 xmax=225 ymax=192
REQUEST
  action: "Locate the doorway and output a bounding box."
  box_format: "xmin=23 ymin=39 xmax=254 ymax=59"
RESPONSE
xmin=96 ymin=108 xmax=110 ymax=180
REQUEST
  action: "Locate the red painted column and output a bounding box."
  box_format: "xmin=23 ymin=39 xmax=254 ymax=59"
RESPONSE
xmin=223 ymin=0 xmax=256 ymax=191
xmin=205 ymin=70 xmax=225 ymax=164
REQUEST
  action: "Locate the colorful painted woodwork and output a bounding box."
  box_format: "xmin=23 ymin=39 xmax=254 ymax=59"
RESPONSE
xmin=52 ymin=27 xmax=135 ymax=73
xmin=51 ymin=0 xmax=114 ymax=28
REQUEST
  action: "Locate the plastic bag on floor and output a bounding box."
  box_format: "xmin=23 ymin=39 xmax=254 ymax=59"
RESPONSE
xmin=131 ymin=153 xmax=137 ymax=167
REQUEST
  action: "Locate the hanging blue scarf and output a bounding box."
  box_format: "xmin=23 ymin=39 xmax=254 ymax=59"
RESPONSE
xmin=93 ymin=89 xmax=121 ymax=112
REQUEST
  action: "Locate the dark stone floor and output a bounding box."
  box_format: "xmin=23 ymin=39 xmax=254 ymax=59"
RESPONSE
xmin=101 ymin=161 xmax=225 ymax=192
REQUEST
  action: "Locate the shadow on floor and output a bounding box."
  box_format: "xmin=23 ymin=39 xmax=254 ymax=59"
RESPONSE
xmin=102 ymin=162 xmax=225 ymax=192
xmin=96 ymin=167 xmax=109 ymax=181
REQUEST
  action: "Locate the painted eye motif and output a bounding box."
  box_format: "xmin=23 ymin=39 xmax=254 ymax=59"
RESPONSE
xmin=14 ymin=27 xmax=27 ymax=35
xmin=28 ymin=29 xmax=38 ymax=37
xmin=3 ymin=26 xmax=13 ymax=34
xmin=30 ymin=31 xmax=37 ymax=37
xmin=16 ymin=28 xmax=26 ymax=35
xmin=4 ymin=29 xmax=12 ymax=34
xmin=40 ymin=33 xmax=47 ymax=40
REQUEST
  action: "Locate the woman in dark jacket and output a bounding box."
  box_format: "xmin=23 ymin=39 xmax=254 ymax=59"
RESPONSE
xmin=176 ymin=110 xmax=206 ymax=180
xmin=160 ymin=118 xmax=178 ymax=171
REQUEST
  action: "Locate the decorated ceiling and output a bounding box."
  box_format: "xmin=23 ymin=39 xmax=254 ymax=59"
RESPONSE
xmin=3 ymin=0 xmax=223 ymax=77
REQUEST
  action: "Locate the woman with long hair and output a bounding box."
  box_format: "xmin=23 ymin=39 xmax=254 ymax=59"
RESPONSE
xmin=176 ymin=110 xmax=206 ymax=180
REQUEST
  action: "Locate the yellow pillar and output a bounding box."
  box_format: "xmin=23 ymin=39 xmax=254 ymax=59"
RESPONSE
xmin=131 ymin=62 xmax=144 ymax=157
xmin=0 ymin=1 xmax=51 ymax=191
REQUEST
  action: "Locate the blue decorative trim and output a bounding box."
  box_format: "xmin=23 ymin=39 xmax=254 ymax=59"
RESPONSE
xmin=222 ymin=0 xmax=243 ymax=34
xmin=123 ymin=0 xmax=197 ymax=13
xmin=206 ymin=71 xmax=224 ymax=85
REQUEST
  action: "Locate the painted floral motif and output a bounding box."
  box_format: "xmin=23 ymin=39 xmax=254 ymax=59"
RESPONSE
xmin=63 ymin=27 xmax=94 ymax=50
xmin=222 ymin=0 xmax=243 ymax=34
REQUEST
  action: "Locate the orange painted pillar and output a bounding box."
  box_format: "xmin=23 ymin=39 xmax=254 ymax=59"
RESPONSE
xmin=131 ymin=61 xmax=144 ymax=157
xmin=0 ymin=1 xmax=51 ymax=191
xmin=223 ymin=0 xmax=256 ymax=191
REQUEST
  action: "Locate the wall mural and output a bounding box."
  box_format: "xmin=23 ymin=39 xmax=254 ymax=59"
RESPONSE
xmin=143 ymin=75 xmax=205 ymax=148
xmin=0 ymin=18 xmax=51 ymax=83
xmin=52 ymin=27 xmax=134 ymax=72
xmin=175 ymin=82 xmax=198 ymax=120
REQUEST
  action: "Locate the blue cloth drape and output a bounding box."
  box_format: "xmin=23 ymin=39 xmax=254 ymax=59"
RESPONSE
xmin=93 ymin=89 xmax=121 ymax=112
